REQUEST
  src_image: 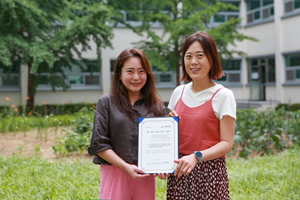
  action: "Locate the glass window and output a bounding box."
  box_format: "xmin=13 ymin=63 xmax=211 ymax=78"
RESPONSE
xmin=36 ymin=75 xmax=48 ymax=85
xmin=218 ymin=76 xmax=226 ymax=81
xmin=1 ymin=75 xmax=19 ymax=86
xmin=296 ymin=69 xmax=300 ymax=79
xmin=126 ymin=13 xmax=139 ymax=22
xmin=69 ymin=75 xmax=83 ymax=84
xmin=159 ymin=74 xmax=172 ymax=82
xmin=36 ymin=60 xmax=101 ymax=89
xmin=219 ymin=59 xmax=241 ymax=83
xmin=263 ymin=0 xmax=273 ymax=6
xmin=285 ymin=53 xmax=300 ymax=81
xmin=214 ymin=15 xmax=226 ymax=22
xmin=110 ymin=59 xmax=116 ymax=72
xmin=210 ymin=1 xmax=240 ymax=27
xmin=267 ymin=58 xmax=276 ymax=82
xmin=247 ymin=0 xmax=274 ymax=23
xmin=254 ymin=11 xmax=261 ymax=19
xmin=247 ymin=0 xmax=261 ymax=11
xmin=222 ymin=60 xmax=241 ymax=70
xmin=0 ymin=60 xmax=20 ymax=88
xmin=286 ymin=53 xmax=300 ymax=67
xmin=226 ymin=2 xmax=240 ymax=12
xmin=296 ymin=1 xmax=300 ymax=9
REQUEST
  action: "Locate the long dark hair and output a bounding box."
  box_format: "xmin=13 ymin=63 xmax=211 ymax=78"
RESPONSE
xmin=181 ymin=31 xmax=224 ymax=82
xmin=111 ymin=48 xmax=165 ymax=117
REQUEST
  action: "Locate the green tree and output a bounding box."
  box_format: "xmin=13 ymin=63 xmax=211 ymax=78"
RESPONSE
xmin=0 ymin=0 xmax=113 ymax=111
xmin=110 ymin=0 xmax=257 ymax=85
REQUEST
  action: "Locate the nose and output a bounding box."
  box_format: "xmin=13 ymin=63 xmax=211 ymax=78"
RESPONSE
xmin=132 ymin=72 xmax=139 ymax=80
xmin=191 ymin=57 xmax=198 ymax=65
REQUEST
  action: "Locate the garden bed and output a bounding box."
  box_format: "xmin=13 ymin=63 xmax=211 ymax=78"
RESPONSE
xmin=0 ymin=128 xmax=92 ymax=161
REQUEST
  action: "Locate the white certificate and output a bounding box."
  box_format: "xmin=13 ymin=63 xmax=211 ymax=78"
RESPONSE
xmin=138 ymin=117 xmax=179 ymax=174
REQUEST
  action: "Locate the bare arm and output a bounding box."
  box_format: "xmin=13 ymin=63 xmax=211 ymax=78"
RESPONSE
xmin=201 ymin=115 xmax=235 ymax=160
xmin=168 ymin=110 xmax=235 ymax=178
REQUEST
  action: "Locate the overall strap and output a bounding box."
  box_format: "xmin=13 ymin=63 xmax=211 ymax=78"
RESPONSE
xmin=180 ymin=86 xmax=186 ymax=98
xmin=210 ymin=87 xmax=224 ymax=100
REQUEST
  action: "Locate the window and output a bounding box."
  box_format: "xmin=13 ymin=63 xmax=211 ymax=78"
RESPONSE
xmin=37 ymin=60 xmax=101 ymax=90
xmin=285 ymin=53 xmax=300 ymax=81
xmin=248 ymin=58 xmax=276 ymax=84
xmin=0 ymin=60 xmax=20 ymax=89
xmin=284 ymin=0 xmax=300 ymax=13
xmin=218 ymin=59 xmax=241 ymax=83
xmin=210 ymin=2 xmax=240 ymax=28
xmin=153 ymin=71 xmax=176 ymax=87
xmin=267 ymin=58 xmax=276 ymax=83
xmin=247 ymin=0 xmax=274 ymax=24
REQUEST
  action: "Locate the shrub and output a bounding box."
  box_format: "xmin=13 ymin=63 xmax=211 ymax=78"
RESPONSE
xmin=53 ymin=110 xmax=94 ymax=155
xmin=232 ymin=107 xmax=299 ymax=158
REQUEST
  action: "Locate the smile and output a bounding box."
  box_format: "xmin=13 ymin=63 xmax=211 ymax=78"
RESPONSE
xmin=131 ymin=83 xmax=141 ymax=86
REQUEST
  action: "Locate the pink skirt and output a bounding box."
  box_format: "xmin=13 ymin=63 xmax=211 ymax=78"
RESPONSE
xmin=100 ymin=164 xmax=156 ymax=200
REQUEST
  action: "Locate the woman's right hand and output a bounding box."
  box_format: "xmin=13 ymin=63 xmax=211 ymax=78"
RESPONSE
xmin=97 ymin=149 xmax=150 ymax=180
xmin=168 ymin=110 xmax=178 ymax=117
xmin=124 ymin=164 xmax=150 ymax=180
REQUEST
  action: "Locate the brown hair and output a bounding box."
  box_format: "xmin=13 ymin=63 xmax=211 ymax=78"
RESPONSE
xmin=111 ymin=48 xmax=165 ymax=117
xmin=180 ymin=31 xmax=224 ymax=82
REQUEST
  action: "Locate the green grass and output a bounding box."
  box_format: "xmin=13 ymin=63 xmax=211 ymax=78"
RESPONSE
xmin=0 ymin=157 xmax=99 ymax=200
xmin=1 ymin=147 xmax=299 ymax=200
xmin=227 ymin=146 xmax=300 ymax=200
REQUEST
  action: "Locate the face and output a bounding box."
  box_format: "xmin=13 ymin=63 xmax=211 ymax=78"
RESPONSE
xmin=120 ymin=57 xmax=147 ymax=96
xmin=184 ymin=41 xmax=211 ymax=81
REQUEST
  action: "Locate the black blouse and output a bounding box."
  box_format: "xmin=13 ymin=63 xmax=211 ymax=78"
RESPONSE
xmin=88 ymin=94 xmax=165 ymax=165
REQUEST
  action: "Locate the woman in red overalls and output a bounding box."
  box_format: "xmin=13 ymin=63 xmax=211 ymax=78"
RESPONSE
xmin=160 ymin=31 xmax=236 ymax=200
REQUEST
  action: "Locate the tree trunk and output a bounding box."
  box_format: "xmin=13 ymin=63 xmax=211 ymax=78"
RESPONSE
xmin=26 ymin=60 xmax=35 ymax=112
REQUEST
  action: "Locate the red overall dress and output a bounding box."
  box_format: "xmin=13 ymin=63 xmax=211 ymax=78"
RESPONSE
xmin=167 ymin=86 xmax=229 ymax=200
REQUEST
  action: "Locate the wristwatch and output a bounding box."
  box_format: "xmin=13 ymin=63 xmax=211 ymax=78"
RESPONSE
xmin=193 ymin=151 xmax=203 ymax=163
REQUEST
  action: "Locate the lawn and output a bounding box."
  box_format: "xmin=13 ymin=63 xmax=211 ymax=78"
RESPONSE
xmin=1 ymin=147 xmax=299 ymax=200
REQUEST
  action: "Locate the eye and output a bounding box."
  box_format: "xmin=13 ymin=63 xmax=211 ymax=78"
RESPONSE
xmin=197 ymin=53 xmax=204 ymax=58
xmin=185 ymin=54 xmax=192 ymax=58
xmin=126 ymin=69 xmax=133 ymax=73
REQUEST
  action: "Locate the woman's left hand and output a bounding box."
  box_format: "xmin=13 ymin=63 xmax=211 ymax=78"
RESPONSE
xmin=174 ymin=154 xmax=198 ymax=178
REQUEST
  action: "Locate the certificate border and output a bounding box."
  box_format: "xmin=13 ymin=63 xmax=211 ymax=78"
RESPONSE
xmin=137 ymin=116 xmax=179 ymax=174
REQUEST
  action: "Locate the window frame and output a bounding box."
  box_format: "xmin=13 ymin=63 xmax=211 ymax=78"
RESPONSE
xmin=246 ymin=0 xmax=274 ymax=25
xmin=36 ymin=60 xmax=102 ymax=91
xmin=0 ymin=73 xmax=20 ymax=90
xmin=216 ymin=59 xmax=242 ymax=86
xmin=285 ymin=52 xmax=300 ymax=82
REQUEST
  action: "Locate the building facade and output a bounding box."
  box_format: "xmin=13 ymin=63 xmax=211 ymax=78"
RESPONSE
xmin=1 ymin=0 xmax=300 ymax=107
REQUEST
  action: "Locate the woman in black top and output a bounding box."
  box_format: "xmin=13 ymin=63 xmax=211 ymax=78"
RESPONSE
xmin=88 ymin=48 xmax=165 ymax=200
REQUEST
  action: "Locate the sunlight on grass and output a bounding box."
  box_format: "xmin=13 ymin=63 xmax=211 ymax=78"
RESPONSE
xmin=227 ymin=147 xmax=300 ymax=200
xmin=0 ymin=157 xmax=99 ymax=199
xmin=1 ymin=147 xmax=299 ymax=199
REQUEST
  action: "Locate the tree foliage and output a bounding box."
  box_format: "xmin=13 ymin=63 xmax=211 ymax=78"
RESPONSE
xmin=0 ymin=0 xmax=114 ymax=110
xmin=112 ymin=0 xmax=257 ymax=85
